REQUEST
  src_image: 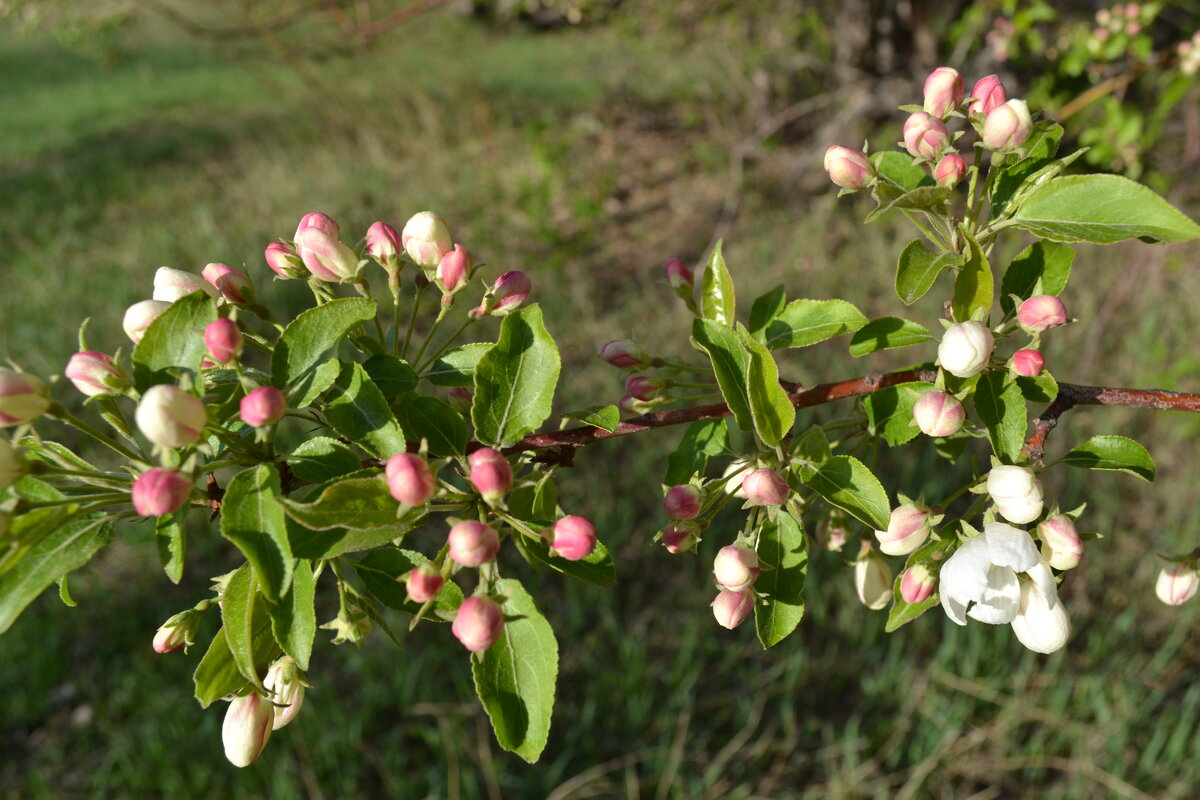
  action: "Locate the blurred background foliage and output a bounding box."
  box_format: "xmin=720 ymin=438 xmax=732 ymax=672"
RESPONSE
xmin=2 ymin=1 xmax=1200 ymax=797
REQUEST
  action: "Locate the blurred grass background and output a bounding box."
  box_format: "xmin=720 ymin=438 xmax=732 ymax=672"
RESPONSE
xmin=3 ymin=2 xmax=1200 ymax=798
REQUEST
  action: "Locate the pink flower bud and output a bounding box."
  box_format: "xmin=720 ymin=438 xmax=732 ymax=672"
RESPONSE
xmin=713 ymin=544 xmax=760 ymax=592
xmin=741 ymin=468 xmax=789 ymax=506
xmin=204 ymin=318 xmax=244 ymax=364
xmin=624 ymin=374 xmax=662 ymax=401
xmin=1011 ymin=348 xmax=1044 ymax=377
xmin=365 ymin=221 xmax=400 ymax=259
xmin=295 ymin=211 xmax=340 ymax=240
xmin=0 ymin=438 xmax=25 ymax=491
xmin=923 ymin=66 xmax=964 ymax=118
xmin=711 ymin=589 xmax=754 ymax=629
xmin=385 ymin=453 xmax=436 ymax=506
xmin=122 ymin=299 xmax=171 ymax=343
xmin=264 ymin=241 xmax=305 ymax=280
xmin=295 ymin=226 xmax=360 ymax=283
xmin=222 ymin=693 xmax=273 ymax=767
xmin=448 ymin=520 xmax=500 ymax=567
xmin=468 ymin=447 xmax=512 ymax=503
xmin=65 ymin=351 xmax=127 ymax=397
xmin=938 ymin=321 xmax=994 ymax=378
xmin=136 ymin=385 xmax=207 ymax=449
xmin=981 ymin=99 xmax=1033 ymax=151
xmin=153 ymin=267 xmax=218 ymax=303
xmin=665 ymin=258 xmax=693 ymax=289
xmin=934 ymin=153 xmax=966 ymax=187
xmin=240 ymin=386 xmax=287 ymax=428
xmin=855 ymin=546 xmax=893 ymax=610
xmin=401 ymin=211 xmax=453 ymax=268
xmin=453 ymin=596 xmax=505 ymax=651
xmin=132 ymin=468 xmax=192 ymax=517
xmin=1156 ymin=564 xmax=1199 ymax=606
xmin=551 ymin=515 xmax=597 ymax=561
xmin=597 ymin=339 xmax=647 ymax=369
xmin=263 ymin=658 xmax=305 ymax=730
xmin=152 ymin=624 xmax=188 ymax=654
xmin=875 ymin=504 xmax=932 ymax=556
xmin=618 ymin=394 xmax=655 ymax=415
xmin=664 ymin=484 xmax=702 ymax=520
xmin=903 ymin=112 xmax=950 ymax=160
xmin=662 ymin=523 xmax=700 ymax=554
xmin=969 ymin=74 xmax=1007 ymax=116
xmin=201 ymin=263 xmax=254 ymax=305
xmin=490 ymin=270 xmax=531 ymax=315
xmin=900 ymin=563 xmax=936 ymax=604
xmin=912 ymin=390 xmax=965 ymax=437
xmin=815 ymin=511 xmax=848 ymax=552
xmin=1017 ymin=295 xmax=1067 ymax=332
xmin=406 ymin=563 xmax=445 ymax=603
xmin=437 ymin=244 xmax=472 ymax=293
xmin=823 ymin=145 xmax=873 ymax=189
xmin=0 ymin=369 xmax=49 ymax=428
xmin=1038 ymin=516 xmax=1083 ymax=570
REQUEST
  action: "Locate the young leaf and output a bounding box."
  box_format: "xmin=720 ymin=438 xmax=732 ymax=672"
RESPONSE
xmin=221 ymin=564 xmax=265 ymax=690
xmin=699 ymin=240 xmax=736 ymax=327
xmin=791 ymin=425 xmax=831 ymax=480
xmin=281 ymin=476 xmax=400 ymax=531
xmin=1016 ymin=372 xmax=1059 ymax=405
xmin=762 ymin=299 xmax=868 ymax=350
xmin=353 ymin=548 xmax=463 ymax=616
xmin=392 ymin=394 xmax=468 ymax=456
xmin=132 ymin=292 xmax=218 ymax=390
xmin=288 ymin=437 xmax=364 ymax=484
xmin=664 ymin=418 xmax=729 ymax=485
xmin=1063 ymin=435 xmax=1155 ymax=481
xmin=472 ymin=305 xmax=561 ymax=448
xmin=802 ymin=455 xmax=890 ymax=530
xmin=999 ymin=241 xmax=1075 ymax=316
xmin=271 ymin=297 xmax=376 ymax=390
xmin=266 ymin=558 xmax=317 ymax=670
xmin=747 ymin=285 xmax=786 ymax=342
xmin=951 ymin=235 xmax=993 ymax=322
xmin=220 ymin=464 xmax=294 ymax=603
xmin=871 ymin=150 xmax=935 ymax=192
xmin=155 ymin=513 xmax=186 ymax=584
xmin=895 ymin=240 xmax=966 ymax=305
xmin=754 ymin=511 xmax=807 ymax=648
xmin=323 ymin=362 xmax=408 ymax=459
xmin=866 ymin=185 xmax=952 ymax=224
xmin=973 ymin=372 xmax=1027 ymax=463
xmin=473 ymin=578 xmax=559 ymax=763
xmin=1009 ymin=175 xmax=1200 ymax=244
xmin=863 ymin=381 xmax=935 ymax=447
xmin=740 ymin=327 xmax=795 ymax=446
xmin=561 ymin=405 xmax=620 ymax=432
xmin=364 ymin=354 xmax=419 ymax=398
xmin=517 ymin=535 xmax=616 ymax=587
xmin=508 ymin=474 xmax=559 ymax=521
xmin=425 ymin=343 xmax=492 ymax=386
xmin=691 ymin=318 xmax=753 ymax=432
xmin=849 ymin=318 xmax=933 ymax=357
xmin=192 ymin=614 xmax=278 ymax=708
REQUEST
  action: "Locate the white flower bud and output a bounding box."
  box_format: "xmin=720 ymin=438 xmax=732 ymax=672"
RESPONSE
xmin=264 ymin=658 xmax=306 ymax=730
xmin=713 ymin=544 xmax=759 ymax=593
xmin=987 ymin=465 xmax=1044 ymax=525
xmin=1010 ymin=575 xmax=1071 ymax=653
xmin=1156 ymin=564 xmax=1199 ymax=606
xmin=122 ymin=299 xmax=171 ymax=344
xmin=874 ymin=504 xmax=932 ymax=556
xmin=855 ymin=546 xmax=892 ymax=610
xmin=135 ymin=385 xmax=207 ymax=449
xmin=1037 ymin=516 xmax=1083 ymax=571
xmin=222 ymin=693 xmax=273 ymax=767
xmin=153 ymin=267 xmax=218 ymax=303
xmin=937 ymin=321 xmax=994 ymax=378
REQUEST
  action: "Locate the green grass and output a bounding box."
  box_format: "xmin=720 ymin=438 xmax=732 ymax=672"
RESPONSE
xmin=3 ymin=8 xmax=1200 ymax=799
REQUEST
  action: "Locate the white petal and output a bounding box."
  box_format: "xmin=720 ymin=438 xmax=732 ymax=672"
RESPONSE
xmin=939 ymin=535 xmax=991 ymax=606
xmin=1025 ymin=558 xmax=1058 ymax=609
xmin=983 ymin=522 xmax=1039 ymax=571
xmin=996 ymin=496 xmax=1044 ymax=525
xmin=941 ymin=594 xmax=969 ymax=626
xmin=967 ymin=565 xmax=1020 ymax=624
xmin=1011 ymin=579 xmax=1071 ymax=653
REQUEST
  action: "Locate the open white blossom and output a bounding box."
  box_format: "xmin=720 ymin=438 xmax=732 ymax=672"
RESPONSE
xmin=940 ymin=523 xmax=1066 ymax=652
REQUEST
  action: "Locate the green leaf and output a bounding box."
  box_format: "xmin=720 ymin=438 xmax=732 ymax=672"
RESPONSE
xmin=849 ymin=317 xmax=933 ymax=357
xmin=271 ymin=297 xmax=376 ymax=391
xmin=472 ymin=305 xmax=561 ymax=449
xmin=989 ymin=121 xmax=1064 ymax=216
xmin=364 ymin=355 xmax=419 ymax=398
xmin=740 ymin=327 xmax=795 ymax=446
xmin=754 ymin=511 xmax=807 ymax=648
xmin=473 ymin=578 xmax=559 ymax=763
xmin=951 ymin=235 xmax=993 ymax=322
xmin=508 ymin=475 xmax=559 ymax=521
xmin=561 ymin=405 xmax=620 ymax=432
xmin=1063 ymin=435 xmax=1155 ymax=481
xmin=866 ymin=185 xmax=952 ymax=223
xmin=353 ymin=548 xmax=463 ymax=616
xmin=1017 ymin=372 xmax=1058 ymax=405
xmin=871 ymin=150 xmax=935 ymax=192
xmin=267 ymin=559 xmax=316 ymax=670
xmin=192 ymin=613 xmax=278 ymax=707
xmin=288 ymin=437 xmax=364 ymax=484
xmin=286 ymin=514 xmax=417 ymax=560
xmin=664 ymin=418 xmax=729 ymax=485
xmin=155 ymin=513 xmax=186 ymax=584
xmin=282 ymin=476 xmax=400 ymax=531
xmin=999 ymin=241 xmax=1075 ymax=316
xmin=221 ymin=564 xmax=264 ymax=689
xmin=290 ymin=360 xmax=341 ymax=410
xmin=132 ymin=292 xmax=218 ymax=390
xmin=425 ymin=343 xmax=492 ymax=387
xmin=863 ymin=382 xmax=935 ymax=447
xmin=802 ymin=455 xmax=890 ymax=530
xmin=699 ymin=240 xmax=736 ymax=327
xmin=0 ymin=517 xmax=113 ymax=634
xmin=56 ymin=574 xmax=76 ymax=607
xmin=747 ymin=285 xmax=786 ymax=342
xmin=392 ymin=394 xmax=468 ymax=456
xmin=322 ymin=362 xmax=407 ymax=459
xmin=517 ymin=535 xmax=616 ymax=587
xmin=691 ymin=319 xmax=752 ymax=432
xmin=763 ymin=299 xmax=868 ymax=350
xmin=791 ymin=425 xmax=831 ymax=480
xmin=973 ymin=372 xmax=1027 ymax=463
xmin=895 ymin=240 xmax=966 ymax=305
xmin=1009 ymin=174 xmax=1200 ymax=244
xmin=220 ymin=464 xmax=294 ymax=603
